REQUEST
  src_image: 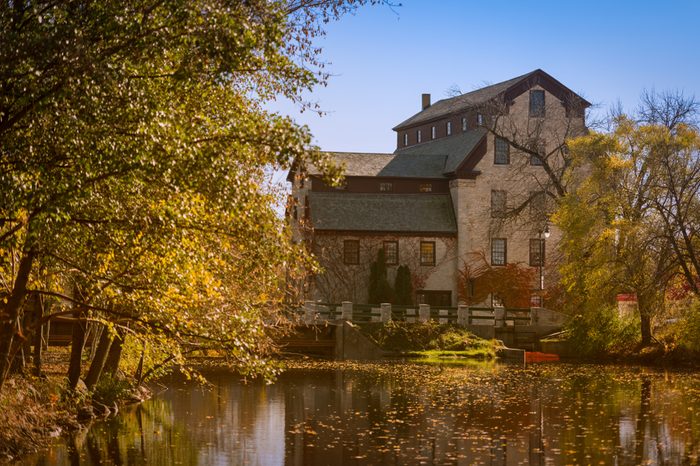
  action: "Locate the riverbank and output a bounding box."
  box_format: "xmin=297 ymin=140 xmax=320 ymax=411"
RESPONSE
xmin=0 ymin=349 xmax=150 ymax=463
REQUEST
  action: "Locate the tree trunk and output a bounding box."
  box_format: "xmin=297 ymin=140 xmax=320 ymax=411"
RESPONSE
xmin=32 ymin=295 xmax=47 ymax=377
xmin=0 ymin=250 xmax=35 ymax=390
xmin=67 ymin=305 xmax=87 ymax=391
xmin=84 ymin=326 xmax=113 ymax=390
xmin=639 ymin=301 xmax=653 ymax=347
xmin=102 ymin=327 xmax=125 ymax=377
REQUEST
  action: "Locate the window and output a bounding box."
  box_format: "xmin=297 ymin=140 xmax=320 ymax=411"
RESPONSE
xmin=298 ymin=176 xmax=305 ymax=189
xmin=529 ymin=238 xmax=545 ymax=266
xmin=491 ymin=190 xmax=507 ymax=218
xmin=343 ymin=240 xmax=359 ymax=265
xmin=446 ymin=121 xmax=452 ymax=136
xmin=530 ymin=191 xmax=547 ymax=216
xmin=431 ymin=126 xmax=436 ymax=139
xmin=420 ymin=241 xmax=435 ymax=266
xmin=462 ymin=117 xmax=468 ymax=131
xmin=529 ymin=90 xmax=545 ymax=117
xmin=494 ymin=137 xmax=510 ymax=165
xmin=491 ymin=294 xmax=504 ymax=308
xmin=530 ymin=295 xmax=543 ymax=307
xmin=380 ymin=182 xmax=393 ymax=192
xmin=491 ymin=238 xmax=507 ymax=266
xmin=477 ymin=113 xmax=484 ymax=126
xmin=403 ymin=133 xmax=408 ymax=146
xmin=419 ymin=183 xmax=432 ymax=193
xmin=529 ymin=139 xmax=545 ymax=166
xmin=383 ymin=241 xmax=398 ymax=265
xmin=417 ymin=130 xmax=422 ymax=143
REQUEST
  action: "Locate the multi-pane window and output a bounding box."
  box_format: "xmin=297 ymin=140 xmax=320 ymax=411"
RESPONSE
xmin=380 ymin=182 xmax=393 ymax=192
xmin=491 ymin=238 xmax=507 ymax=266
xmin=419 ymin=183 xmax=432 ymax=193
xmin=417 ymin=130 xmax=422 ymax=143
xmin=477 ymin=113 xmax=484 ymax=126
xmin=446 ymin=121 xmax=452 ymax=136
xmin=462 ymin=117 xmax=468 ymax=131
xmin=383 ymin=241 xmax=398 ymax=265
xmin=420 ymin=241 xmax=436 ymax=266
xmin=431 ymin=126 xmax=436 ymax=139
xmin=403 ymin=133 xmax=408 ymax=146
xmin=343 ymin=240 xmax=359 ymax=265
xmin=529 ymin=238 xmax=545 ymax=266
xmin=529 ymin=139 xmax=545 ymax=166
xmin=530 ymin=191 xmax=547 ymax=216
xmin=494 ymin=137 xmax=510 ymax=165
xmin=491 ymin=190 xmax=507 ymax=218
xmin=529 ymin=90 xmax=545 ymax=117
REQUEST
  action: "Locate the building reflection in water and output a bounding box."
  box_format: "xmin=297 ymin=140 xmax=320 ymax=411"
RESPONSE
xmin=22 ymin=364 xmax=700 ymax=466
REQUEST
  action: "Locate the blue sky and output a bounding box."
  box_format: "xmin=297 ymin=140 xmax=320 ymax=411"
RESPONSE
xmin=270 ymin=0 xmax=700 ymax=154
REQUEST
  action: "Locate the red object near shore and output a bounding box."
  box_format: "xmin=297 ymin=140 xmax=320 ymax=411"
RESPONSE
xmin=525 ymin=351 xmax=560 ymax=363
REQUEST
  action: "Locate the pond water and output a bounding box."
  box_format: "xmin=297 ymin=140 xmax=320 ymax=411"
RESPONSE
xmin=20 ymin=361 xmax=700 ymax=465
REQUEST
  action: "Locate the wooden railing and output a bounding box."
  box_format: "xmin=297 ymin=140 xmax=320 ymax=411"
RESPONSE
xmin=299 ymin=301 xmax=542 ymax=327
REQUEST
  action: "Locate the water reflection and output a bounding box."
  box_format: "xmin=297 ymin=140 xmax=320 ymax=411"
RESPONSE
xmin=21 ymin=363 xmax=700 ymax=465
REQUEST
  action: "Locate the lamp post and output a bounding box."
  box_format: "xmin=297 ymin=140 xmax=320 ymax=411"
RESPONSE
xmin=539 ymin=225 xmax=550 ymax=292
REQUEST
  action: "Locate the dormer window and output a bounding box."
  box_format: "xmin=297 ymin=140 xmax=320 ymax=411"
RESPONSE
xmin=530 ymin=90 xmax=545 ymax=117
xmin=431 ymin=126 xmax=436 ymax=139
xmin=403 ymin=133 xmax=408 ymax=146
xmin=462 ymin=117 xmax=468 ymax=131
xmin=446 ymin=121 xmax=452 ymax=136
xmin=477 ymin=113 xmax=484 ymax=126
xmin=417 ymin=130 xmax=422 ymax=143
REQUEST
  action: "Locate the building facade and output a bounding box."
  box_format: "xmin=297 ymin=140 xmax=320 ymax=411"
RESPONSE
xmin=288 ymin=69 xmax=589 ymax=306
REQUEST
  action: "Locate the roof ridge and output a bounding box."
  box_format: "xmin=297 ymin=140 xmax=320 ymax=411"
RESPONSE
xmin=429 ymin=69 xmax=538 ymax=108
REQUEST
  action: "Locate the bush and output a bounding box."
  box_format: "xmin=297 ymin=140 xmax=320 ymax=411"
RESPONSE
xmin=368 ymin=321 xmax=491 ymax=353
xmin=92 ymin=375 xmax=132 ymax=404
xmin=658 ymin=298 xmax=700 ymax=354
xmin=566 ymin=305 xmax=640 ymax=357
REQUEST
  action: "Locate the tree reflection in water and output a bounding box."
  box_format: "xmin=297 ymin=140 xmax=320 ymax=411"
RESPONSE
xmin=21 ymin=363 xmax=700 ymax=465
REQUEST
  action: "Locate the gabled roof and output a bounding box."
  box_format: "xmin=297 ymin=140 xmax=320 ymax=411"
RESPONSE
xmin=393 ymin=69 xmax=591 ymax=130
xmin=395 ymin=128 xmax=487 ymax=174
xmin=302 ymin=128 xmax=487 ymax=180
xmin=308 ymin=192 xmax=457 ymax=234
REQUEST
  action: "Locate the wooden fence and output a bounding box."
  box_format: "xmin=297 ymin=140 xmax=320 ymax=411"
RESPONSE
xmin=300 ymin=301 xmax=536 ymax=327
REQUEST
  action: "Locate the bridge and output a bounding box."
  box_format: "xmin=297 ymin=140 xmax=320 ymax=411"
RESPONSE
xmin=279 ymin=301 xmax=568 ymax=358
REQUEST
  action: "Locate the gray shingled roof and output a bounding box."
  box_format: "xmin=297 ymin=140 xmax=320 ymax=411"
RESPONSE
xmin=307 ymin=151 xmax=448 ymax=178
xmin=395 ymin=128 xmax=487 ymax=174
xmin=393 ymin=71 xmax=536 ymax=130
xmin=308 ymin=192 xmax=457 ymax=234
xmin=306 ymin=128 xmax=486 ymax=179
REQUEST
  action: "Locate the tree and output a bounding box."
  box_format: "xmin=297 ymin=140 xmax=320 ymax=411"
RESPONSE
xmin=474 ymin=76 xmax=590 ymax=231
xmin=368 ymin=249 xmax=392 ymax=304
xmin=0 ymin=0 xmax=380 ymax=391
xmin=555 ymin=113 xmax=697 ymax=345
xmin=457 ymin=252 xmax=535 ymax=308
xmin=394 ymin=265 xmax=413 ymax=305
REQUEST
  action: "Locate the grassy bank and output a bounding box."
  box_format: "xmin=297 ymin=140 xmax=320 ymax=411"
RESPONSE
xmin=363 ymin=321 xmax=497 ymax=360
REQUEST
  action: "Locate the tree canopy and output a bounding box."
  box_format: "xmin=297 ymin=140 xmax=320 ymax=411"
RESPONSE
xmin=0 ymin=0 xmax=378 ymax=390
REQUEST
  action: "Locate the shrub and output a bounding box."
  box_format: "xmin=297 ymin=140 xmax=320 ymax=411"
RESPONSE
xmin=566 ymin=305 xmax=640 ymax=357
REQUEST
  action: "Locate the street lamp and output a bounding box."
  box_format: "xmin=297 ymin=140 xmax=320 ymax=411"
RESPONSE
xmin=539 ymin=225 xmax=550 ymax=292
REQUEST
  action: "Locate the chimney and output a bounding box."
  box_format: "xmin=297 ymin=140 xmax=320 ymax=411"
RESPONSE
xmin=421 ymin=93 xmax=431 ymax=110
